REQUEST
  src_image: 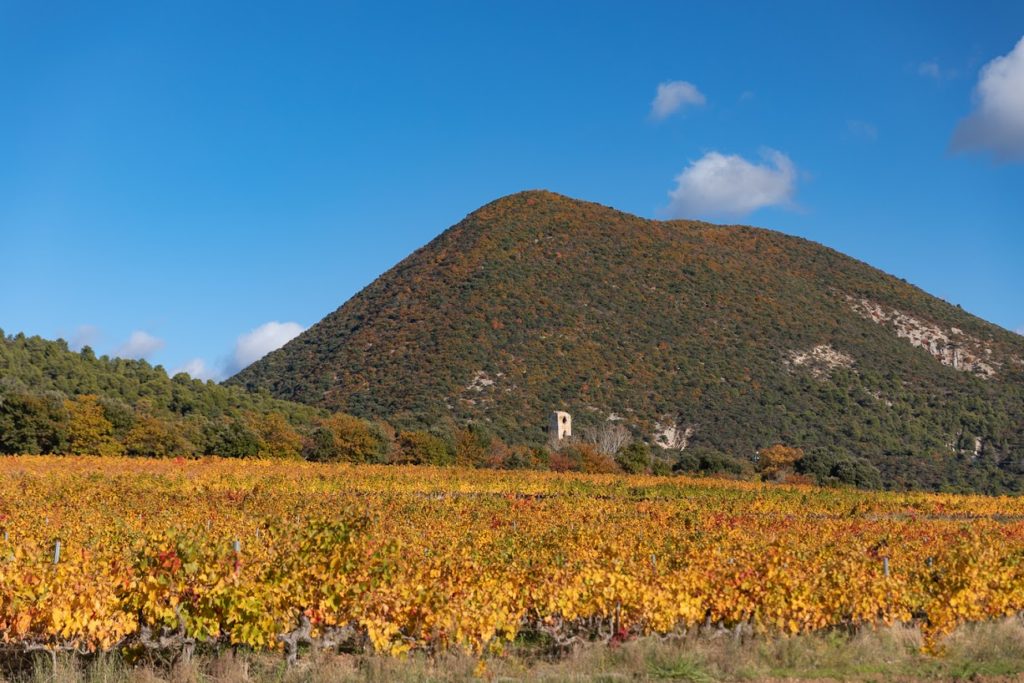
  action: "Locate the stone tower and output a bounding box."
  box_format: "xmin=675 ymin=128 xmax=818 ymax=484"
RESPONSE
xmin=549 ymin=411 xmax=572 ymax=441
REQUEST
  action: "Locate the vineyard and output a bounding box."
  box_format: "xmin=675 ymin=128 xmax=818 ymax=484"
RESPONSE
xmin=2 ymin=457 xmax=1024 ymax=666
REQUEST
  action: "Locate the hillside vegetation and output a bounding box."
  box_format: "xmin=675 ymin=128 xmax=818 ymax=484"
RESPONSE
xmin=230 ymin=191 xmax=1024 ymax=493
xmin=0 ymin=332 xmax=663 ymax=477
xmin=0 ymin=331 xmax=323 ymax=458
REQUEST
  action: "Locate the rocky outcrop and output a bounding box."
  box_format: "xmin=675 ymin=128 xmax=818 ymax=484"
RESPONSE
xmin=466 ymin=370 xmax=497 ymax=392
xmin=654 ymin=421 xmax=695 ymax=450
xmin=848 ymin=298 xmax=999 ymax=378
xmin=787 ymin=344 xmax=855 ymax=379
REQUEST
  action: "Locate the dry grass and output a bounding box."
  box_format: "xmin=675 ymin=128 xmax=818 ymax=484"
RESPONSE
xmin=7 ymin=619 xmax=1024 ymax=682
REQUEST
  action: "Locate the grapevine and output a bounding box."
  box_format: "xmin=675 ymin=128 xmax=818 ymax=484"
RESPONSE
xmin=1 ymin=456 xmax=1023 ymax=661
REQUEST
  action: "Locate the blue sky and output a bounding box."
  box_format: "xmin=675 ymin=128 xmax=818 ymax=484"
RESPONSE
xmin=2 ymin=1 xmax=1023 ymax=380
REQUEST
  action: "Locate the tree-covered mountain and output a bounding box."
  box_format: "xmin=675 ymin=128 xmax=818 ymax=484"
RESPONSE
xmin=229 ymin=190 xmax=1024 ymax=493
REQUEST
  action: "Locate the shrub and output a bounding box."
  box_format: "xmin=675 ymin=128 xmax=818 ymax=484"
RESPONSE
xmin=307 ymin=413 xmax=391 ymax=463
xmin=673 ymin=446 xmax=753 ymax=476
xmin=799 ymin=448 xmax=883 ymax=489
xmin=615 ymin=441 xmax=651 ymax=474
xmin=559 ymin=442 xmax=619 ymax=474
xmin=211 ymin=419 xmax=262 ymax=458
xmin=396 ymin=430 xmax=454 ymax=466
xmin=454 ymin=427 xmax=493 ymax=467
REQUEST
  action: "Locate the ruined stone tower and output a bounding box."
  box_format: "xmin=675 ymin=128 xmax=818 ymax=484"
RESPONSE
xmin=549 ymin=411 xmax=572 ymax=441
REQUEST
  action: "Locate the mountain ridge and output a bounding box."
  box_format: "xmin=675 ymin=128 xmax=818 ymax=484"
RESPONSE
xmin=229 ymin=190 xmax=1024 ymax=491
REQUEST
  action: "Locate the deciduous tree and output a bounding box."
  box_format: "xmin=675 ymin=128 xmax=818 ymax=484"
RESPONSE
xmin=65 ymin=394 xmax=123 ymax=456
xmin=759 ymin=444 xmax=804 ymax=479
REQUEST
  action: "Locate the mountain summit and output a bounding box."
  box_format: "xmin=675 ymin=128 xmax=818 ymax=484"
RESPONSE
xmin=229 ymin=191 xmax=1024 ymax=490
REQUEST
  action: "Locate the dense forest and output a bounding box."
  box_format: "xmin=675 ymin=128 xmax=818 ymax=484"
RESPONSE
xmin=230 ymin=191 xmax=1024 ymax=494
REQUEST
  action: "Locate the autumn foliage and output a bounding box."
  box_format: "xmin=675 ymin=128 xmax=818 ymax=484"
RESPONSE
xmin=65 ymin=395 xmax=123 ymax=456
xmin=2 ymin=456 xmax=1024 ymax=661
xmin=758 ymin=444 xmax=804 ymax=478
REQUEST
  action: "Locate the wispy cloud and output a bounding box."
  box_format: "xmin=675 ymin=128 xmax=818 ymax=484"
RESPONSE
xmin=115 ymin=330 xmax=165 ymax=360
xmin=650 ymin=81 xmax=706 ymax=120
xmin=228 ymin=321 xmax=305 ymax=375
xmin=918 ymin=61 xmax=943 ymax=80
xmin=171 ymin=358 xmax=220 ymax=382
xmin=174 ymin=321 xmax=307 ymax=381
xmin=846 ymin=120 xmax=878 ymax=141
xmin=69 ymin=324 xmax=100 ymax=351
xmin=951 ymin=35 xmax=1024 ymax=162
xmin=916 ymin=60 xmax=965 ymax=82
xmin=665 ymin=148 xmax=798 ymax=219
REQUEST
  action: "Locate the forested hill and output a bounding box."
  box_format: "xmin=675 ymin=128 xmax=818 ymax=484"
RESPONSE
xmin=0 ymin=331 xmax=322 ymax=457
xmin=230 ymin=190 xmax=1024 ymax=492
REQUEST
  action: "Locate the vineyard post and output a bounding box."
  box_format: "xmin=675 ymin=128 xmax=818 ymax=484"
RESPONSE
xmin=883 ymin=556 xmax=890 ymax=578
xmin=53 ymin=540 xmax=61 ymax=565
xmin=233 ymin=539 xmax=241 ymax=574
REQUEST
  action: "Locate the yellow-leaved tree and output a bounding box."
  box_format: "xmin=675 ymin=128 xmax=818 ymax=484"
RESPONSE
xmin=758 ymin=443 xmax=804 ymax=479
xmin=124 ymin=414 xmax=191 ymax=457
xmin=245 ymin=411 xmax=303 ymax=459
xmin=320 ymin=413 xmax=382 ymax=463
xmin=65 ymin=394 xmax=124 ymax=456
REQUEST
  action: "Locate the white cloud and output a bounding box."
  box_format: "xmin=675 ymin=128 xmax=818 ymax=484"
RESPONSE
xmin=1016 ymin=326 xmax=1024 ymax=336
xmin=168 ymin=320 xmax=306 ymax=383
xmin=114 ymin=330 xmax=165 ymax=360
xmin=665 ymin=148 xmax=798 ymax=218
xmin=650 ymin=81 xmax=706 ymax=120
xmin=226 ymin=321 xmax=304 ymax=375
xmin=69 ymin=324 xmax=100 ymax=351
xmin=172 ymin=358 xmax=220 ymax=382
xmin=951 ymin=36 xmax=1024 ymax=161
